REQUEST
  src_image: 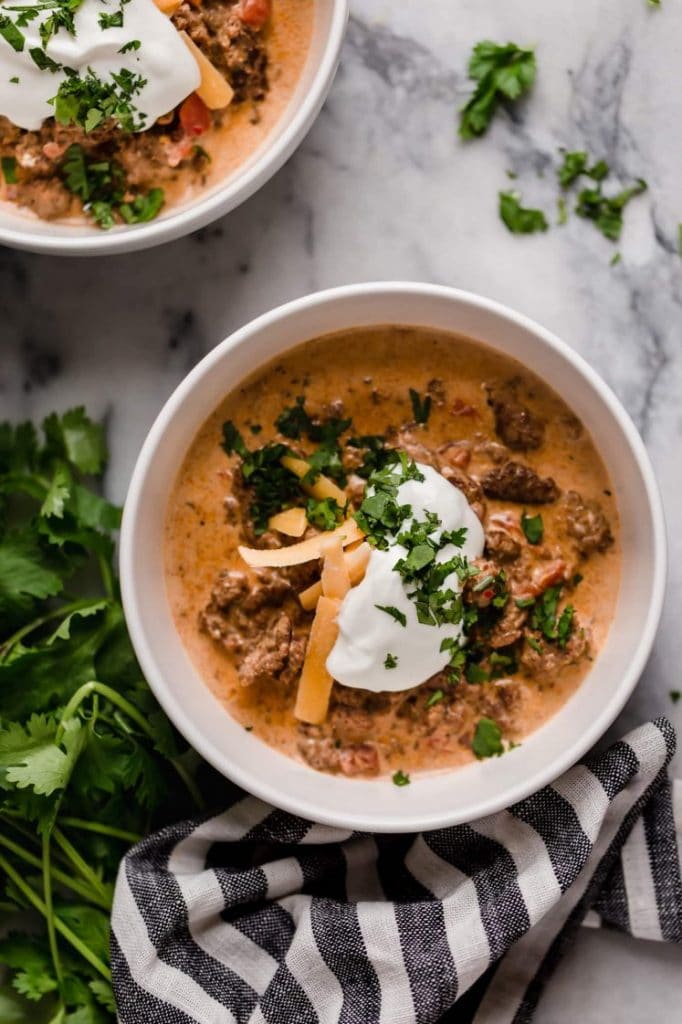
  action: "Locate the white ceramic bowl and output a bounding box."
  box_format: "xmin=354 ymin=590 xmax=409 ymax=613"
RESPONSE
xmin=120 ymin=283 xmax=666 ymax=832
xmin=0 ymin=0 xmax=348 ymax=256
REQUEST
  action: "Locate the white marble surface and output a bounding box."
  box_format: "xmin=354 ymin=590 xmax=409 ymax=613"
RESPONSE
xmin=2 ymin=0 xmax=682 ymax=1017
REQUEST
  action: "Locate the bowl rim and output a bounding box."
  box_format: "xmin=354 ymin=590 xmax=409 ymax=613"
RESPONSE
xmin=0 ymin=0 xmax=349 ymax=257
xmin=120 ymin=281 xmax=667 ymax=831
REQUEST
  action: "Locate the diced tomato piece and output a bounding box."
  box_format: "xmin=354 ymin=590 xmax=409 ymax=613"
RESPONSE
xmin=238 ymin=0 xmax=272 ymax=30
xmin=179 ymin=93 xmax=211 ymax=137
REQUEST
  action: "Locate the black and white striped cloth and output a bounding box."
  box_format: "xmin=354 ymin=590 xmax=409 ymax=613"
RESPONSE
xmin=111 ymin=718 xmax=681 ymax=1024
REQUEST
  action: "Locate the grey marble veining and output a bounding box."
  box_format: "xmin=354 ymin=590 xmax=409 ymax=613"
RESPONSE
xmin=1 ymin=0 xmax=682 ymax=1017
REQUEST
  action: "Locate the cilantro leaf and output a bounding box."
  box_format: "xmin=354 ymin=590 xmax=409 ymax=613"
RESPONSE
xmin=409 ymin=388 xmax=432 ymax=425
xmin=43 ymin=408 xmax=107 ymax=475
xmin=392 ymin=769 xmax=410 ymax=786
xmin=375 ymin=604 xmax=407 ymax=627
xmin=0 ymin=530 xmax=64 ymax=623
xmin=306 ymin=496 xmax=343 ymax=531
xmin=499 ymin=191 xmax=548 ymax=234
xmin=520 ymin=510 xmax=543 ymax=544
xmin=575 ymin=178 xmax=647 ymax=241
xmin=0 ymin=715 xmax=86 ymax=797
xmin=472 ymin=717 xmax=505 ymax=758
xmin=384 ymin=652 xmax=398 ymax=669
xmin=459 ymin=40 xmax=536 ymax=139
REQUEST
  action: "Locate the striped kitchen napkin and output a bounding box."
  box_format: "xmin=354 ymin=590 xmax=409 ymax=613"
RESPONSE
xmin=111 ymin=717 xmax=681 ymax=1024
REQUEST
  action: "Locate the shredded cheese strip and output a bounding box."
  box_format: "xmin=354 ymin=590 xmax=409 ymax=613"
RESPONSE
xmin=294 ymin=596 xmax=340 ymax=724
xmin=179 ymin=32 xmax=235 ymax=109
xmin=238 ymin=519 xmax=364 ymax=568
xmin=320 ymin=536 xmax=350 ymax=601
xmin=280 ymin=455 xmax=348 ymax=507
xmin=268 ymin=507 xmax=307 ymax=538
xmin=300 ymin=542 xmax=370 ymax=611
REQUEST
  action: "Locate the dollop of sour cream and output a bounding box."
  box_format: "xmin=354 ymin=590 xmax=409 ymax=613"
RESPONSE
xmin=0 ymin=0 xmax=199 ymax=131
xmin=326 ymin=463 xmax=484 ymax=693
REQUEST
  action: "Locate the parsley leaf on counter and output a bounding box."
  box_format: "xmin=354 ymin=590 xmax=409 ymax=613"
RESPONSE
xmin=472 ymin=717 xmax=505 ymax=759
xmin=558 ymin=150 xmax=609 ymax=188
xmin=0 ymin=408 xmax=212 ymax=1024
xmin=575 ymin=178 xmax=647 ymax=241
xmin=499 ymin=191 xmax=548 ymax=234
xmin=459 ymin=40 xmax=536 ymax=139
xmin=520 ymin=510 xmax=543 ymax=544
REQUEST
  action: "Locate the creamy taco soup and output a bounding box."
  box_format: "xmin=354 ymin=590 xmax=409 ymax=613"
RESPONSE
xmin=0 ymin=0 xmax=312 ymax=228
xmin=165 ymin=327 xmax=620 ymax=781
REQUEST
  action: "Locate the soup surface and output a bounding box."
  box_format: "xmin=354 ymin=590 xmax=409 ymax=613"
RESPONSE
xmin=0 ymin=0 xmax=313 ymax=228
xmin=165 ymin=327 xmax=621 ymax=780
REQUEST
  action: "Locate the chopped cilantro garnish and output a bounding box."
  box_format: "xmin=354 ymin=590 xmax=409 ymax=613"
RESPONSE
xmin=515 ymin=595 xmax=535 ymax=609
xmin=527 ymin=636 xmax=544 ymax=654
xmin=221 ymin=421 xmax=299 ymax=535
xmin=249 ymin=423 xmax=262 ymax=435
xmin=520 ymin=510 xmax=543 ymax=544
xmin=575 ymin=178 xmax=647 ymax=242
xmin=376 ymin=604 xmax=407 ymax=628
xmin=51 ymin=66 xmax=147 ymax=133
xmin=384 ymin=652 xmax=398 ymax=669
xmin=499 ymin=191 xmax=548 ymax=234
xmin=99 ymin=0 xmax=130 ymax=29
xmin=29 ymin=45 xmax=61 ymax=71
xmin=119 ymin=37 xmax=140 ymax=52
xmin=9 ymin=74 xmax=19 ymax=82
xmin=669 ymin=690 xmax=681 ymax=704
xmin=276 ymin=395 xmax=351 ymax=446
xmin=459 ymin=40 xmax=536 ymax=139
xmin=346 ymin=435 xmax=395 ymax=478
xmin=1 ymin=155 xmax=17 ymax=184
xmin=557 ymin=196 xmax=568 ymax=225
xmin=557 ymin=150 xmax=609 ymax=188
xmin=0 ymin=15 xmax=25 ymax=51
xmin=472 ymin=717 xmax=505 ymax=759
xmin=529 ymin=586 xmax=574 ymax=647
xmin=610 ymin=252 xmax=621 ymax=266
xmin=60 ymin=144 xmax=163 ymax=230
xmin=392 ymin=769 xmax=410 ymax=786
xmin=409 ymin=388 xmax=432 ymax=425
xmin=466 ymin=662 xmax=488 ymax=684
xmin=425 ymin=688 xmax=444 ymax=707
xmin=306 ymin=496 xmax=343 ymax=531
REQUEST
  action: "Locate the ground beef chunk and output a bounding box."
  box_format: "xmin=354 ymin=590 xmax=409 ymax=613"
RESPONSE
xmin=329 ymin=704 xmax=374 ymax=743
xmin=487 ymin=601 xmax=528 ymax=648
xmin=439 ymin=465 xmax=487 ymax=521
xmin=563 ymin=490 xmax=613 ymax=555
xmin=297 ymin=728 xmax=379 ymax=777
xmin=485 ymin=527 xmax=522 ymax=562
xmin=475 ymin=679 xmax=525 ymax=730
xmin=482 ymin=461 xmax=559 ymax=504
xmin=391 ymin=428 xmax=437 ymax=467
xmin=486 ymin=381 xmax=545 ymax=451
xmin=519 ymin=627 xmax=590 ymax=679
xmin=200 ymin=568 xmax=306 ymax=685
xmin=7 ymin=179 xmax=73 ymax=221
xmin=173 ymin=0 xmax=268 ymax=107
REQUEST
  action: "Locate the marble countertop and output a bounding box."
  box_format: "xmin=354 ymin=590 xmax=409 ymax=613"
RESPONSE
xmin=2 ymin=0 xmax=682 ymax=1017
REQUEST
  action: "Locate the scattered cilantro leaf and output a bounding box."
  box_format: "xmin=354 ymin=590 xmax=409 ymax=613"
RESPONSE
xmin=1 ymin=155 xmax=17 ymax=183
xmin=375 ymin=604 xmax=407 ymax=628
xmin=459 ymin=40 xmax=536 ymax=139
xmin=472 ymin=717 xmax=505 ymax=758
xmin=306 ymin=496 xmax=343 ymax=531
xmin=520 ymin=510 xmax=543 ymax=544
xmin=499 ymin=191 xmax=548 ymax=234
xmin=409 ymin=388 xmax=432 ymax=425
xmin=384 ymin=652 xmax=398 ymax=669
xmin=425 ymin=689 xmax=444 ymax=708
xmin=575 ymin=178 xmax=647 ymax=242
xmin=392 ymin=769 xmax=410 ymax=786
xmin=669 ymin=690 xmax=681 ymax=704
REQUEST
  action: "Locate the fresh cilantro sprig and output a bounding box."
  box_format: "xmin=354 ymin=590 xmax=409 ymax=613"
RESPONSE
xmin=0 ymin=409 xmax=212 ymax=1024
xmin=459 ymin=40 xmax=536 ymax=140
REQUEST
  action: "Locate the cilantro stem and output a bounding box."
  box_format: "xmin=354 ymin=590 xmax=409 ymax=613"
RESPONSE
xmin=52 ymin=827 xmax=111 ymax=904
xmin=56 ymin=680 xmax=205 ymax=809
xmin=0 ymin=852 xmax=111 ymax=980
xmin=47 ymin=1007 xmax=66 ymax=1024
xmin=42 ymin=833 xmax=64 ymax=988
xmin=59 ymin=816 xmax=142 ymax=844
xmin=0 ymin=597 xmax=103 ymax=663
xmin=98 ymin=551 xmax=115 ymax=599
xmin=0 ymin=833 xmax=111 ymax=907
